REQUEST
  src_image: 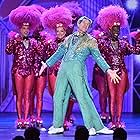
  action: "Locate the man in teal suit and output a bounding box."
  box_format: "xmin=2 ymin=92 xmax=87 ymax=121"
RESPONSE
xmin=39 ymin=16 xmax=120 ymax=135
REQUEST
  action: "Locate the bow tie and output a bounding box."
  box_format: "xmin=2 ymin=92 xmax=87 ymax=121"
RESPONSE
xmin=23 ymin=36 xmax=29 ymax=40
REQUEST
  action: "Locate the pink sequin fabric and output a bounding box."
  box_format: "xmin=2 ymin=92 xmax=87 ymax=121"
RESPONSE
xmin=33 ymin=33 xmax=59 ymax=76
xmin=6 ymin=35 xmax=40 ymax=77
xmin=95 ymin=37 xmax=140 ymax=74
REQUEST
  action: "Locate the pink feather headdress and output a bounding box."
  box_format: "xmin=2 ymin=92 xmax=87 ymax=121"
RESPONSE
xmin=97 ymin=5 xmax=128 ymax=31
xmin=30 ymin=4 xmax=46 ymax=15
xmin=9 ymin=6 xmax=40 ymax=30
xmin=130 ymin=30 xmax=140 ymax=40
xmin=29 ymin=4 xmax=46 ymax=28
xmin=41 ymin=6 xmax=72 ymax=30
xmin=61 ymin=1 xmax=83 ymax=19
xmin=92 ymin=30 xmax=104 ymax=39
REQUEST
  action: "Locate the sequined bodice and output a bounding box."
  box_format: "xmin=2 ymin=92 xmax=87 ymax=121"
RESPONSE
xmin=6 ymin=37 xmax=39 ymax=76
xmin=94 ymin=38 xmax=140 ymax=73
xmin=33 ymin=35 xmax=59 ymax=76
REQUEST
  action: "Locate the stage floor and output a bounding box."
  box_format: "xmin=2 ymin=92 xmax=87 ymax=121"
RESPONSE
xmin=0 ymin=112 xmax=140 ymax=140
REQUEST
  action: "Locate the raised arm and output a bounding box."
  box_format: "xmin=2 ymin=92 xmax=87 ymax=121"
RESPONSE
xmin=5 ymin=31 xmax=20 ymax=55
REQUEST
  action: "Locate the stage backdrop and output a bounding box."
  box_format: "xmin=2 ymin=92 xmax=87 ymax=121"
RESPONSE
xmin=0 ymin=0 xmax=133 ymax=112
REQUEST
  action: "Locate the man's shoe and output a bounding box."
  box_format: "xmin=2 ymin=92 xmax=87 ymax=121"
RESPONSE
xmin=40 ymin=127 xmax=47 ymax=132
xmin=48 ymin=127 xmax=64 ymax=134
xmin=48 ymin=126 xmax=54 ymax=131
xmin=88 ymin=128 xmax=96 ymax=136
xmin=96 ymin=127 xmax=114 ymax=134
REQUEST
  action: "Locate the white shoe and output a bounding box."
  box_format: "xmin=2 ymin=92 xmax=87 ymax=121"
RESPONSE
xmin=48 ymin=127 xmax=64 ymax=134
xmin=48 ymin=126 xmax=54 ymax=131
xmin=96 ymin=127 xmax=114 ymax=134
xmin=88 ymin=128 xmax=96 ymax=136
xmin=40 ymin=127 xmax=47 ymax=132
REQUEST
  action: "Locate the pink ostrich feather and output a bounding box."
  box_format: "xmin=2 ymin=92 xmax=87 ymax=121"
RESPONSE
xmin=92 ymin=30 xmax=104 ymax=39
xmin=130 ymin=31 xmax=140 ymax=40
xmin=9 ymin=6 xmax=40 ymax=31
xmin=29 ymin=5 xmax=46 ymax=26
xmin=41 ymin=6 xmax=72 ymax=29
xmin=97 ymin=5 xmax=128 ymax=31
xmin=92 ymin=30 xmax=101 ymax=37
xmin=30 ymin=4 xmax=46 ymax=15
xmin=130 ymin=31 xmax=137 ymax=38
xmin=61 ymin=1 xmax=83 ymax=18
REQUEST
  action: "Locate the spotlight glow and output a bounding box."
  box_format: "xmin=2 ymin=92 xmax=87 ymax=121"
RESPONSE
xmin=126 ymin=0 xmax=138 ymax=10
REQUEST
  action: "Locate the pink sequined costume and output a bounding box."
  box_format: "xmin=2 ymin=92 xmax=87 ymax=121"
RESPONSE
xmin=96 ymin=5 xmax=140 ymax=128
xmin=6 ymin=6 xmax=40 ymax=128
xmin=28 ymin=5 xmax=48 ymax=127
xmin=61 ymin=1 xmax=83 ymax=35
xmin=31 ymin=31 xmax=58 ymax=127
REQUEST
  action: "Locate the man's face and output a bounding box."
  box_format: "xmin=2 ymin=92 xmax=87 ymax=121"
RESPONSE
xmin=78 ymin=19 xmax=90 ymax=33
xmin=110 ymin=25 xmax=120 ymax=39
xmin=20 ymin=25 xmax=30 ymax=37
xmin=56 ymin=26 xmax=66 ymax=39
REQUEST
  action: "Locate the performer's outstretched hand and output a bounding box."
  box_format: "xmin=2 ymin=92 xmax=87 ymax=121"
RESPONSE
xmin=39 ymin=61 xmax=47 ymax=76
xmin=107 ymin=69 xmax=121 ymax=84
